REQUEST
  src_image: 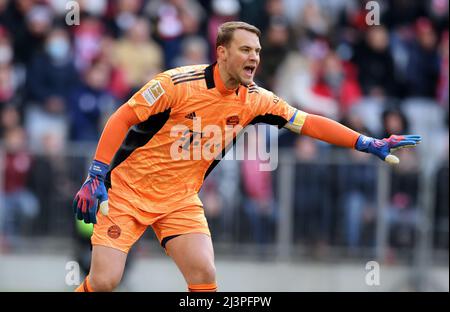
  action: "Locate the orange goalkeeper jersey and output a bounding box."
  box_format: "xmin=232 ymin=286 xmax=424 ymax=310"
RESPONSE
xmin=104 ymin=63 xmax=306 ymax=212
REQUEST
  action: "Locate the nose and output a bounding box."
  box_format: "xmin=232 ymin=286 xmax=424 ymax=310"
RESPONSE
xmin=249 ymin=50 xmax=259 ymax=63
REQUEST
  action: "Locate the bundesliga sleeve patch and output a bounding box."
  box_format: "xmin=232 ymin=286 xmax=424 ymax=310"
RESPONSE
xmin=142 ymin=81 xmax=165 ymax=106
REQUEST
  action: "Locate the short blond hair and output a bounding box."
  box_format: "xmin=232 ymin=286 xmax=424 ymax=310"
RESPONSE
xmin=216 ymin=21 xmax=261 ymax=49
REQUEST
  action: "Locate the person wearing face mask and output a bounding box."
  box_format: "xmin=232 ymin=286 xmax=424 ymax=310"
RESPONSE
xmin=46 ymin=33 xmax=71 ymax=63
xmin=26 ymin=27 xmax=79 ymax=114
xmin=312 ymin=51 xmax=362 ymax=116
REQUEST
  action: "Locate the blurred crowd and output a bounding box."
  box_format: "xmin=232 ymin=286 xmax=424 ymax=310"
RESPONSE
xmin=0 ymin=0 xmax=448 ymax=260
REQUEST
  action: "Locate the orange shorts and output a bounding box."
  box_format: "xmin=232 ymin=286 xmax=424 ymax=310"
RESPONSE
xmin=91 ymin=190 xmax=210 ymax=254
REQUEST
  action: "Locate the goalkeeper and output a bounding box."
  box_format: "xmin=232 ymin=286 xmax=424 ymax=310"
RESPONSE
xmin=73 ymin=21 xmax=421 ymax=292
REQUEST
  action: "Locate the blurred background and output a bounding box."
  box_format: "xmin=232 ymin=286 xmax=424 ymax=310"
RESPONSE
xmin=0 ymin=0 xmax=448 ymax=291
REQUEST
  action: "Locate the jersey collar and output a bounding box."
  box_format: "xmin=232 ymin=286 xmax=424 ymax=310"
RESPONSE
xmin=205 ymin=63 xmax=242 ymax=96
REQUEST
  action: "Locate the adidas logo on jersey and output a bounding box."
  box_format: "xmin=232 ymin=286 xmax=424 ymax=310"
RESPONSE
xmin=185 ymin=112 xmax=197 ymax=119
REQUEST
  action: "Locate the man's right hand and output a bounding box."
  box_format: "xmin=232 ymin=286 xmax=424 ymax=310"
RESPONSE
xmin=73 ymin=160 xmax=109 ymax=224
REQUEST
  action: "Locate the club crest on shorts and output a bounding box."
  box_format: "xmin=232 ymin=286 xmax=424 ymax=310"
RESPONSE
xmin=107 ymin=225 xmax=121 ymax=239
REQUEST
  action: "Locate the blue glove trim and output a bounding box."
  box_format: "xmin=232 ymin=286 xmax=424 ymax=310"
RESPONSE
xmin=355 ymin=134 xmax=389 ymax=160
xmin=355 ymin=135 xmax=372 ymax=153
xmin=88 ymin=160 xmax=109 ymax=179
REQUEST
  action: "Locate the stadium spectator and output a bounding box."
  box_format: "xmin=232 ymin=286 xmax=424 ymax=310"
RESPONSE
xmin=68 ymin=58 xmax=118 ymax=142
xmin=72 ymin=14 xmax=106 ymax=72
xmin=113 ymin=17 xmax=163 ymax=90
xmin=207 ymin=0 xmax=240 ymax=60
xmin=353 ymin=25 xmax=397 ymax=97
xmin=406 ymin=18 xmax=440 ymax=98
xmin=0 ymin=126 xmax=39 ymax=250
xmin=7 ymin=2 xmax=52 ymax=65
xmin=0 ymin=104 xmax=20 ymax=138
xmin=381 ymin=107 xmax=410 ymax=139
xmin=257 ymin=17 xmax=292 ymax=90
xmin=386 ymin=148 xmax=420 ymax=260
xmin=107 ymin=0 xmax=144 ymax=38
xmin=292 ymin=136 xmax=331 ymax=257
xmin=173 ymin=35 xmax=209 ymax=67
xmin=381 ymin=109 xmax=421 ymax=261
xmin=274 ymin=43 xmax=340 ymax=119
xmin=312 ymin=51 xmax=362 ymax=115
xmin=26 ymin=27 xmax=78 ymax=110
xmin=241 ymin=128 xmax=277 ymax=257
xmin=146 ymin=0 xmax=205 ymax=69
xmin=95 ymin=36 xmax=130 ymax=102
xmin=339 ymin=148 xmax=376 ymax=254
xmin=292 ymin=0 xmax=332 ymax=52
xmin=238 ymin=0 xmax=267 ymax=32
xmin=27 ymin=130 xmax=77 ymax=237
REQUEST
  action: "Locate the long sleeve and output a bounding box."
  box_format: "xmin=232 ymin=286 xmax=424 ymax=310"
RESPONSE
xmin=94 ymin=103 xmax=141 ymax=164
xmin=300 ymin=114 xmax=360 ymax=149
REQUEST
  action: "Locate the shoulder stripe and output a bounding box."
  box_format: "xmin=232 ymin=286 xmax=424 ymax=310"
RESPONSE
xmin=171 ymin=70 xmax=198 ymax=79
xmin=171 ymin=70 xmax=205 ymax=80
xmin=244 ymin=83 xmax=259 ymax=93
xmin=172 ymin=71 xmax=205 ymax=82
xmin=173 ymin=76 xmax=205 ymax=85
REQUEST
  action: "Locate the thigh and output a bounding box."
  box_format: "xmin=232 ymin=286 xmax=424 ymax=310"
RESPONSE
xmin=91 ymin=190 xmax=148 ymax=254
xmin=151 ymin=205 xmax=211 ymax=247
xmin=90 ymin=245 xmax=128 ymax=283
xmin=165 ymin=233 xmax=215 ymax=283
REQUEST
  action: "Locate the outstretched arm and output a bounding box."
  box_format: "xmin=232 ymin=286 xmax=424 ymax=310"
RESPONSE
xmin=300 ymin=113 xmax=360 ymax=149
xmin=291 ymin=113 xmax=421 ymax=164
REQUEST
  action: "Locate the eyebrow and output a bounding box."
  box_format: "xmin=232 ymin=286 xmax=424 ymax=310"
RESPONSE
xmin=240 ymin=45 xmax=262 ymax=51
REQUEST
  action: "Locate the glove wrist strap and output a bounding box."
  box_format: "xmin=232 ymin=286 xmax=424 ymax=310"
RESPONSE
xmin=355 ymin=135 xmax=373 ymax=153
xmin=88 ymin=160 xmax=109 ymax=178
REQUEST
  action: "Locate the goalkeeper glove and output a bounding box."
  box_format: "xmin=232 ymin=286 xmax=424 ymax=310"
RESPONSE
xmin=73 ymin=160 xmax=109 ymax=224
xmin=355 ymin=134 xmax=422 ymax=164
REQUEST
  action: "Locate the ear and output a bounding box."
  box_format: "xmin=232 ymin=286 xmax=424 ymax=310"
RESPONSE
xmin=217 ymin=45 xmax=227 ymax=61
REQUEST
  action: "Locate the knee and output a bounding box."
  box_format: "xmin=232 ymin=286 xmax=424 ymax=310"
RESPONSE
xmin=189 ymin=262 xmax=216 ymax=284
xmin=88 ymin=273 xmax=122 ymax=292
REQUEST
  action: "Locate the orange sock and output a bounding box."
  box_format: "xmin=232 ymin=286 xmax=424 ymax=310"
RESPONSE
xmin=188 ymin=282 xmax=217 ymax=292
xmin=75 ymin=276 xmax=93 ymax=292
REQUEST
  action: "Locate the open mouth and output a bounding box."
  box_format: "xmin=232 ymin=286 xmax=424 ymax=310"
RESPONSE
xmin=243 ymin=65 xmax=256 ymax=76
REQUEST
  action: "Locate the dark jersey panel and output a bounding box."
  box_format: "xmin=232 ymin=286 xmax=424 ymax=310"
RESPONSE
xmin=105 ymin=108 xmax=171 ymax=189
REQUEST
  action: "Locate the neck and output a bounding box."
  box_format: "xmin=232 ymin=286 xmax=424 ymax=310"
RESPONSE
xmin=217 ymin=62 xmax=239 ymax=90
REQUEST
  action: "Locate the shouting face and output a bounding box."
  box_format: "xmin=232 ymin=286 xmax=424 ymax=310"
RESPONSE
xmin=217 ymin=29 xmax=261 ymax=88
